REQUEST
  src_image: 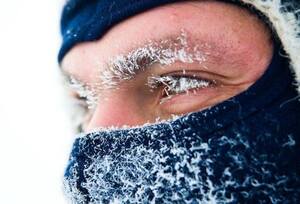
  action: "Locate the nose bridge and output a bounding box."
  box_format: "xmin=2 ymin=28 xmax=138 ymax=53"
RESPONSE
xmin=87 ymin=92 xmax=145 ymax=130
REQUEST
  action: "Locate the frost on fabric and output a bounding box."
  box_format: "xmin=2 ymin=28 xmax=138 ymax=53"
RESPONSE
xmin=63 ymin=107 xmax=300 ymax=204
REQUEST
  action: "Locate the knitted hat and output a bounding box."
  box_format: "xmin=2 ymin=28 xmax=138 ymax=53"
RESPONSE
xmin=58 ymin=0 xmax=300 ymax=92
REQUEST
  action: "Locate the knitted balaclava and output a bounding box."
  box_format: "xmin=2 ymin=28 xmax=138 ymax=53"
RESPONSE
xmin=59 ymin=1 xmax=300 ymax=203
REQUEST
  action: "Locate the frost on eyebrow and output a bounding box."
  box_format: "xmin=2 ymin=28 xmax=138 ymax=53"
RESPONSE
xmin=98 ymin=30 xmax=211 ymax=89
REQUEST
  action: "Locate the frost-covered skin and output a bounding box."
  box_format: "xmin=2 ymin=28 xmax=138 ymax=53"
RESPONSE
xmin=61 ymin=1 xmax=273 ymax=131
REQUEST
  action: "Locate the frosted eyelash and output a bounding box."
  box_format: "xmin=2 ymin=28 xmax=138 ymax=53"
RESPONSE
xmin=148 ymin=75 xmax=213 ymax=96
xmin=68 ymin=76 xmax=98 ymax=110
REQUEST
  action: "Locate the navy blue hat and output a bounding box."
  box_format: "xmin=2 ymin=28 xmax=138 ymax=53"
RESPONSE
xmin=58 ymin=0 xmax=187 ymax=63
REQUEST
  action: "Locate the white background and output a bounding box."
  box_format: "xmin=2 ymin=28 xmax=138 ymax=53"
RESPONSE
xmin=0 ymin=1 xmax=74 ymax=203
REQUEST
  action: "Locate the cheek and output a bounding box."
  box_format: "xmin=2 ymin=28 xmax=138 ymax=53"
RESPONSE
xmin=86 ymin=84 xmax=159 ymax=130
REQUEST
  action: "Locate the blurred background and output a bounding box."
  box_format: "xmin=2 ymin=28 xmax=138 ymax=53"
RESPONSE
xmin=0 ymin=1 xmax=74 ymax=203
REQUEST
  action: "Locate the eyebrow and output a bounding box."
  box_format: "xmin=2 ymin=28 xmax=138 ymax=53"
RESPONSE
xmin=99 ymin=31 xmax=209 ymax=89
xmin=60 ymin=39 xmax=163 ymax=88
xmin=99 ymin=46 xmax=157 ymax=88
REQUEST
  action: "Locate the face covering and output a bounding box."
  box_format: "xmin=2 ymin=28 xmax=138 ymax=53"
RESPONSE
xmin=63 ymin=45 xmax=300 ymax=204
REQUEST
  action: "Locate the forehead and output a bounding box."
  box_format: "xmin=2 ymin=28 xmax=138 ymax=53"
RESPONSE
xmin=62 ymin=1 xmax=270 ymax=82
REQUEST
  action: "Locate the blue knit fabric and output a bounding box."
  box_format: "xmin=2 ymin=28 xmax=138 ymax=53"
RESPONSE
xmin=63 ymin=45 xmax=300 ymax=203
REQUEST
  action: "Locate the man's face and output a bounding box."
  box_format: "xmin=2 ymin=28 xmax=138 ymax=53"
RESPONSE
xmin=62 ymin=1 xmax=273 ymax=131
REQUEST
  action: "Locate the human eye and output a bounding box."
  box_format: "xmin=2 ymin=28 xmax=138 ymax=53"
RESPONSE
xmin=148 ymin=73 xmax=216 ymax=100
xmin=146 ymin=71 xmax=220 ymax=115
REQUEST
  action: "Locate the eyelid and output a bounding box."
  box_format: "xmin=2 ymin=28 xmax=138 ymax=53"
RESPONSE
xmin=149 ymin=71 xmax=218 ymax=87
xmin=148 ymin=72 xmax=217 ymax=100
